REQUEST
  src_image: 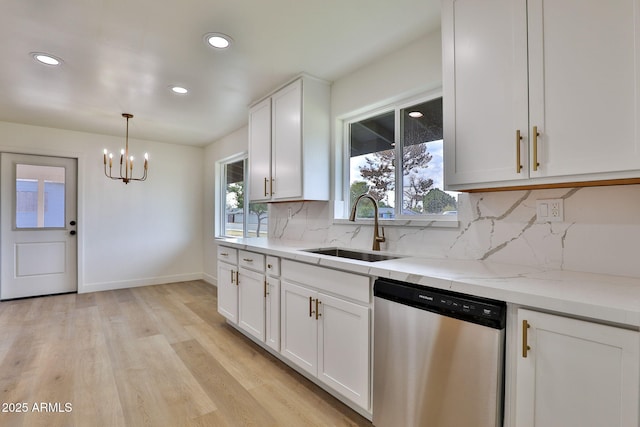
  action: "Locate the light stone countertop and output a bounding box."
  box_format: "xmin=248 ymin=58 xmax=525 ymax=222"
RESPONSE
xmin=216 ymin=237 xmax=640 ymax=328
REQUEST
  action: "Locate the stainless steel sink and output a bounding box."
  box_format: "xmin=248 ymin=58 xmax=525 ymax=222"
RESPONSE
xmin=303 ymin=247 xmax=402 ymax=262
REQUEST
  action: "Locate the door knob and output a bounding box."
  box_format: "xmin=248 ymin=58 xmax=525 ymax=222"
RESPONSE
xmin=70 ymin=220 xmax=76 ymax=226
xmin=70 ymin=230 xmax=76 ymax=236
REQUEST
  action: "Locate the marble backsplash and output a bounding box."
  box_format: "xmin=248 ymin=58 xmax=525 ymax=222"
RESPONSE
xmin=269 ymin=184 xmax=640 ymax=278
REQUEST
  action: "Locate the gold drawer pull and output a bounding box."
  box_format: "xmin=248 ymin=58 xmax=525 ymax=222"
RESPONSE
xmin=242 ymin=258 xmax=253 ymax=262
xmin=220 ymin=252 xmax=229 ymax=256
xmin=522 ymin=319 xmax=531 ymax=358
xmin=516 ymin=130 xmax=523 ymax=173
xmin=532 ymin=126 xmax=540 ymax=171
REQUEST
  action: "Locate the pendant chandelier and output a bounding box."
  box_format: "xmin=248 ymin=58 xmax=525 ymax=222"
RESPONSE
xmin=103 ymin=113 xmax=148 ymax=184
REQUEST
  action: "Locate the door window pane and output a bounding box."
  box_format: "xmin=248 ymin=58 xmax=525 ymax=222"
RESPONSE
xmin=16 ymin=164 xmax=65 ymax=228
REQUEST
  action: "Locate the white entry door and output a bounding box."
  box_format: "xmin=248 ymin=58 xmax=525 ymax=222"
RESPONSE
xmin=1 ymin=153 xmax=77 ymax=299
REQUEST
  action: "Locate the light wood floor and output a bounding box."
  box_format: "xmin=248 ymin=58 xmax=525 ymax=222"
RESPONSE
xmin=0 ymin=281 xmax=372 ymax=427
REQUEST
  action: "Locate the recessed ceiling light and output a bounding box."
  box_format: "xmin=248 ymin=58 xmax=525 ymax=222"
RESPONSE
xmin=31 ymin=52 xmax=62 ymax=66
xmin=171 ymin=86 xmax=188 ymax=94
xmin=204 ymin=32 xmax=233 ymax=49
xmin=408 ymin=111 xmax=423 ymax=118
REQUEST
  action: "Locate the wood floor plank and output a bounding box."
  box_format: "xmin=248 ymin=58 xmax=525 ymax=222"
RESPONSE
xmin=0 ymin=281 xmax=373 ymax=427
xmin=173 ymin=339 xmax=279 ymax=427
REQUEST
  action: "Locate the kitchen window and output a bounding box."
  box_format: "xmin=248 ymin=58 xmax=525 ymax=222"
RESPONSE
xmin=218 ymin=155 xmax=268 ymax=238
xmin=345 ymin=92 xmax=457 ymax=221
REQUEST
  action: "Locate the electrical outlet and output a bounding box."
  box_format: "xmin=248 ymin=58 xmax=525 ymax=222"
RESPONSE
xmin=536 ymin=199 xmax=564 ymax=223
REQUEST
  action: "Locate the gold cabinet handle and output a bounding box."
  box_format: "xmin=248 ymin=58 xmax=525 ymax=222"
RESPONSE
xmin=220 ymin=252 xmax=229 ymax=257
xmin=532 ymin=126 xmax=540 ymax=171
xmin=234 ymin=271 xmax=239 ymax=286
xmin=516 ymin=130 xmax=523 ymax=173
xmin=230 ymin=269 xmax=234 ymax=284
xmin=309 ymin=297 xmax=314 ymax=317
xmin=522 ymin=319 xmax=531 ymax=358
xmin=264 ymin=177 xmax=268 ymax=197
xmin=270 ymin=178 xmax=274 ymax=195
xmin=315 ymin=299 xmax=322 ymax=320
xmin=264 ymin=280 xmax=268 ymax=297
xmin=242 ymin=258 xmax=253 ymax=262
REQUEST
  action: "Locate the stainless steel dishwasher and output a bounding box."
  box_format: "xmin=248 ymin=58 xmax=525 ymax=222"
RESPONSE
xmin=373 ymin=278 xmax=506 ymax=427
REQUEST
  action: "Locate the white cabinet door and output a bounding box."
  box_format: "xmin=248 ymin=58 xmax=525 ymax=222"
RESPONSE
xmin=443 ymin=0 xmax=529 ymax=187
xmin=516 ymin=309 xmax=640 ymax=427
xmin=527 ymin=0 xmax=640 ymax=179
xmin=271 ymin=78 xmax=302 ymax=201
xmin=247 ymin=76 xmax=329 ymax=203
xmin=265 ymin=276 xmax=280 ymax=351
xmin=317 ymin=292 xmax=370 ymax=410
xmin=444 ymin=0 xmax=640 ymax=190
xmin=280 ymin=280 xmax=318 ymax=376
xmin=237 ymin=267 xmax=266 ymax=341
xmin=248 ymin=97 xmax=272 ymax=201
xmin=217 ymin=261 xmax=238 ymax=323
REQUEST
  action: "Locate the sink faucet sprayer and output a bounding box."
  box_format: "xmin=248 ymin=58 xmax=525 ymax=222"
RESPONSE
xmin=349 ymin=193 xmax=385 ymax=251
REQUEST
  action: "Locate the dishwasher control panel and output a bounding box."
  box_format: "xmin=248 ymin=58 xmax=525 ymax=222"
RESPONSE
xmin=374 ymin=278 xmax=506 ymax=329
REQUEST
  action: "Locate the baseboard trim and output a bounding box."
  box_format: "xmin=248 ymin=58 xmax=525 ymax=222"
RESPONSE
xmin=202 ymin=273 xmax=217 ymax=286
xmin=80 ymin=272 xmax=204 ymax=293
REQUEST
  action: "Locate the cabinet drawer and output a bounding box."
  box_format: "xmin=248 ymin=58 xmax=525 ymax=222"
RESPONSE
xmin=266 ymin=256 xmax=280 ymax=276
xmin=217 ymin=246 xmax=238 ymax=264
xmin=282 ymin=259 xmax=370 ymax=304
xmin=239 ymin=250 xmax=265 ymax=272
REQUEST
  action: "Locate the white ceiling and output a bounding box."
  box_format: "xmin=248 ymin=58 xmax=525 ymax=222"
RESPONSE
xmin=0 ymin=0 xmax=441 ymax=146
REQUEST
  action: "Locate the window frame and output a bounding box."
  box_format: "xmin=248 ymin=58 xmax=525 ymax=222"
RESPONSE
xmin=341 ymin=89 xmax=456 ymax=223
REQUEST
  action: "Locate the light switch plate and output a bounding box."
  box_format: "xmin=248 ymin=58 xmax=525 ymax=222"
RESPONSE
xmin=536 ymin=199 xmax=564 ymax=223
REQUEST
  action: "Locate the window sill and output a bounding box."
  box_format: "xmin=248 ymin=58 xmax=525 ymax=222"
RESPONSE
xmin=332 ymin=218 xmax=459 ymax=228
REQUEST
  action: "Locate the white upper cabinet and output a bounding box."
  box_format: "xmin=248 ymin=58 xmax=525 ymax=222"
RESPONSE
xmin=443 ymin=0 xmax=529 ymax=188
xmin=248 ymin=75 xmax=330 ymax=202
xmin=444 ymin=0 xmax=640 ymax=190
xmin=248 ymin=98 xmax=272 ymax=201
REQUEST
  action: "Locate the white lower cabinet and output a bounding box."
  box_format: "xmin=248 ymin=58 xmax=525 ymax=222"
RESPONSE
xmin=317 ymin=292 xmax=369 ymax=410
xmin=281 ymin=278 xmax=370 ymax=411
xmin=218 ymin=247 xmax=280 ymax=352
xmin=515 ymin=308 xmax=640 ymax=427
xmin=237 ymin=267 xmax=266 ymax=341
xmin=281 ymin=280 xmax=317 ymax=374
xmin=217 ymin=258 xmax=238 ymax=323
xmin=265 ymin=275 xmax=281 ymax=352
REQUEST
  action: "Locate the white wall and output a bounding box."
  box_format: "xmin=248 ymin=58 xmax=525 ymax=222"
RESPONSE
xmin=0 ymin=120 xmax=204 ymax=293
xmin=203 ymin=126 xmax=249 ymax=284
